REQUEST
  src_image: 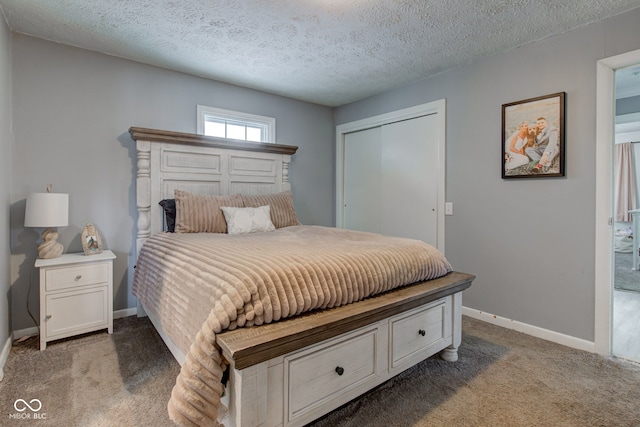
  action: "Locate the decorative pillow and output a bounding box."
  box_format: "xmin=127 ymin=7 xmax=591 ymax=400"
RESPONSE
xmin=159 ymin=199 xmax=176 ymax=232
xmin=241 ymin=190 xmax=301 ymax=229
xmin=220 ymin=206 xmax=276 ymax=235
xmin=174 ymin=190 xmax=244 ymax=233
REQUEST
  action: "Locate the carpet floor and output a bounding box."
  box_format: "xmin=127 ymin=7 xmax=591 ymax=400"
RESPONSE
xmin=615 ymin=251 xmax=640 ymax=293
xmin=2 ymin=316 xmax=640 ymax=427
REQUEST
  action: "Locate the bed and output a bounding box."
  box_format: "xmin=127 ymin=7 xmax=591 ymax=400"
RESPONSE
xmin=129 ymin=127 xmax=474 ymax=427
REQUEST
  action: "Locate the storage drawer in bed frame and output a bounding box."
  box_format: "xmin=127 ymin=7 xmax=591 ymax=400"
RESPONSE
xmin=216 ymin=271 xmax=474 ymax=427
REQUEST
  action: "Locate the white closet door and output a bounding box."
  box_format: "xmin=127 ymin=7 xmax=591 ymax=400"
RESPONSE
xmin=343 ymin=126 xmax=382 ymax=233
xmin=343 ymin=114 xmax=439 ymax=247
xmin=381 ymin=114 xmax=439 ymax=246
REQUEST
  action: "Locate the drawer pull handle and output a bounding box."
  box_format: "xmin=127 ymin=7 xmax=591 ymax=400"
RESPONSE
xmin=75 ymin=275 xmax=82 ymax=281
xmin=45 ymin=315 xmax=52 ymax=320
xmin=418 ymin=329 xmax=426 ymax=337
xmin=335 ymin=366 xmax=344 ymax=376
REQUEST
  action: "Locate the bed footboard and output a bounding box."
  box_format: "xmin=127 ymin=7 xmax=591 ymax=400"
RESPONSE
xmin=216 ymin=271 xmax=474 ymax=427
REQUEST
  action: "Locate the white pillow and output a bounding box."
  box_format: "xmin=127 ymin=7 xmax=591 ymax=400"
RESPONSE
xmin=220 ymin=205 xmax=276 ymax=235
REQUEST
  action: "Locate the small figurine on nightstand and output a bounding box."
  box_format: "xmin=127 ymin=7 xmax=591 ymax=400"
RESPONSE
xmin=81 ymin=223 xmax=103 ymax=255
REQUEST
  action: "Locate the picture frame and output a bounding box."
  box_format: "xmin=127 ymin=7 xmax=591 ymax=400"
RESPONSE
xmin=81 ymin=223 xmax=103 ymax=255
xmin=502 ymin=92 xmax=565 ymax=179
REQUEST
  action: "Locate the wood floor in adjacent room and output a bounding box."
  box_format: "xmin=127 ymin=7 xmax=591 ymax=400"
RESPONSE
xmin=613 ymin=289 xmax=640 ymax=363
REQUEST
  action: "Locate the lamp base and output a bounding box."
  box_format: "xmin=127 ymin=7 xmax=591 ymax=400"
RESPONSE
xmin=38 ymin=228 xmax=64 ymax=259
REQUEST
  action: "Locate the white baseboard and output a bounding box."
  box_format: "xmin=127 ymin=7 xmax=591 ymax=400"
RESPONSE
xmin=0 ymin=335 xmax=11 ymax=382
xmin=114 ymin=307 xmax=137 ymax=319
xmin=463 ymin=306 xmax=596 ymax=353
xmin=12 ymin=326 xmax=38 ymax=341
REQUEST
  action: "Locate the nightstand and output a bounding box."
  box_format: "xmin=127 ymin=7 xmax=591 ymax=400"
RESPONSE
xmin=36 ymin=250 xmax=116 ymax=350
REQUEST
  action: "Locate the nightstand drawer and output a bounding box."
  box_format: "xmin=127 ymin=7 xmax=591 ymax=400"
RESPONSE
xmin=45 ymin=262 xmax=110 ymax=291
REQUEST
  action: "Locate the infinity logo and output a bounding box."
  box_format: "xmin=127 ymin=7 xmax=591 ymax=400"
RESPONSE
xmin=13 ymin=399 xmax=42 ymax=412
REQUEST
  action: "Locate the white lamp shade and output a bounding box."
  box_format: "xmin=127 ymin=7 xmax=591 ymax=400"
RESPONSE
xmin=24 ymin=193 xmax=69 ymax=227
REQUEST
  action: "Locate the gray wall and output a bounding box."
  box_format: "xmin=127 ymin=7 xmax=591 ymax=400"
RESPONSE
xmin=7 ymin=7 xmax=640 ymax=343
xmin=9 ymin=35 xmax=335 ymax=331
xmin=336 ymin=8 xmax=640 ymax=342
xmin=1 ymin=13 xmax=12 ymax=355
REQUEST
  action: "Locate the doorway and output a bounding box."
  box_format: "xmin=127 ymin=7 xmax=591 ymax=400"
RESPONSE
xmin=612 ymin=66 xmax=640 ymax=363
xmin=595 ymin=48 xmax=640 ymax=357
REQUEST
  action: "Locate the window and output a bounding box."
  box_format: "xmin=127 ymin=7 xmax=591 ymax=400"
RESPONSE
xmin=197 ymin=105 xmax=276 ymax=143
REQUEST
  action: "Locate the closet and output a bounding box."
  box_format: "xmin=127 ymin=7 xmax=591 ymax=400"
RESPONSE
xmin=340 ymin=111 xmax=442 ymax=248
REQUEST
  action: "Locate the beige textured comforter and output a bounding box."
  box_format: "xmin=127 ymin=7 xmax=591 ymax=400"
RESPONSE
xmin=132 ymin=225 xmax=452 ymax=426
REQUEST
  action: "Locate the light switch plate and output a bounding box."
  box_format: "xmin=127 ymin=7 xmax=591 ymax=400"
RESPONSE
xmin=445 ymin=202 xmax=453 ymax=216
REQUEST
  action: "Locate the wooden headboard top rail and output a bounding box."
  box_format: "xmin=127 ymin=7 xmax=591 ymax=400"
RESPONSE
xmin=130 ymin=126 xmax=298 ymax=257
xmin=129 ymin=127 xmax=298 ymax=155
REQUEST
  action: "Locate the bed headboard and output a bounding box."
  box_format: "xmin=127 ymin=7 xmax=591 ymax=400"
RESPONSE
xmin=129 ymin=127 xmax=298 ymax=256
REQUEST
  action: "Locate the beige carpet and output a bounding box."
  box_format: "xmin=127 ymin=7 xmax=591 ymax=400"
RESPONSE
xmin=1 ymin=316 xmax=178 ymax=426
xmin=2 ymin=316 xmax=640 ymax=427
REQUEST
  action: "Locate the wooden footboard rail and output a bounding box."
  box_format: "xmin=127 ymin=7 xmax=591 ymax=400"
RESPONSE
xmin=216 ymin=271 xmax=474 ymax=427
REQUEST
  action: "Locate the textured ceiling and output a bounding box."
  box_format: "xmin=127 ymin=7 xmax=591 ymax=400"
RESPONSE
xmin=0 ymin=0 xmax=639 ymax=106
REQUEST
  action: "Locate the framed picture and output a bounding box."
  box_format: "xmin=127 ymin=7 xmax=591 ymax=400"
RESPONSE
xmin=502 ymin=92 xmax=565 ymax=179
xmin=81 ymin=223 xmax=103 ymax=255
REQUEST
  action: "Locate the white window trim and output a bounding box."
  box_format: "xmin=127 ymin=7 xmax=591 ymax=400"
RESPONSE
xmin=197 ymin=105 xmax=276 ymax=143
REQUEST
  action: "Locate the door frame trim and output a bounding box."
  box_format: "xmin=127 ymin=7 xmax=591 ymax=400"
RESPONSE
xmin=595 ymin=48 xmax=640 ymax=356
xmin=335 ymin=99 xmax=446 ymax=253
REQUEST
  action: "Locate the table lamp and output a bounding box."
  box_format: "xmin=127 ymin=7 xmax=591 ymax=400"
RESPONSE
xmin=24 ymin=188 xmax=69 ymax=259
